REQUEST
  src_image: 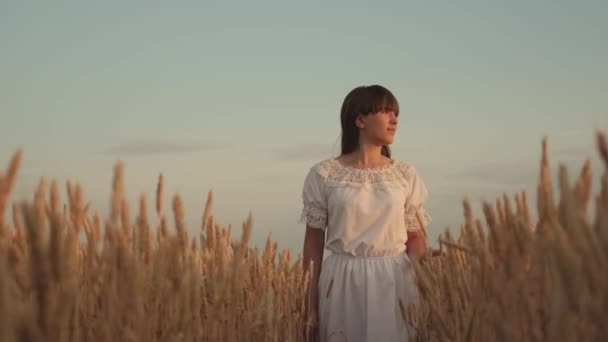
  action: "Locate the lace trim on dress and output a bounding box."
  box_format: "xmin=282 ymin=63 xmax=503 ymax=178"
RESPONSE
xmin=405 ymin=208 xmax=431 ymax=231
xmin=314 ymin=159 xmax=414 ymax=188
xmin=299 ymin=203 xmax=327 ymax=230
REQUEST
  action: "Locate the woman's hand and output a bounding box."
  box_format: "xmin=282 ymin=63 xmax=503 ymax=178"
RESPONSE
xmin=303 ymin=306 xmax=319 ymax=341
xmin=302 ymin=226 xmax=324 ymax=342
xmin=406 ymin=229 xmax=427 ymax=260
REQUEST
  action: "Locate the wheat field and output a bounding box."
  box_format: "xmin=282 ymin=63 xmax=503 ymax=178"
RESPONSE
xmin=408 ymin=131 xmax=608 ymax=341
xmin=0 ymin=131 xmax=607 ymax=342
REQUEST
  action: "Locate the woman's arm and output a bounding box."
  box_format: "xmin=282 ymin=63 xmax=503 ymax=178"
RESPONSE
xmin=406 ymin=228 xmax=427 ymax=260
xmin=302 ymin=225 xmax=325 ymax=332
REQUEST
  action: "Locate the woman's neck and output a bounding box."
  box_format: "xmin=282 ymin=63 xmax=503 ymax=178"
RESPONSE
xmin=342 ymin=144 xmax=387 ymax=168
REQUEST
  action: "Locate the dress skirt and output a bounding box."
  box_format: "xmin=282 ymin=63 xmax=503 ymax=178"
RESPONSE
xmin=316 ymin=251 xmax=418 ymax=342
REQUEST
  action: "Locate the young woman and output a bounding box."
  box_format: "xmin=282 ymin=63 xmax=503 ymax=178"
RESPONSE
xmin=300 ymin=85 xmax=430 ymax=341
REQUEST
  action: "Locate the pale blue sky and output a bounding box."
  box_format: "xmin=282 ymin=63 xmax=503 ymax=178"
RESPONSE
xmin=1 ymin=1 xmax=607 ymax=253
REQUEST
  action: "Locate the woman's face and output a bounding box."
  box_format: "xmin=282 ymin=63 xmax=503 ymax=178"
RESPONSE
xmin=356 ymin=110 xmax=399 ymax=146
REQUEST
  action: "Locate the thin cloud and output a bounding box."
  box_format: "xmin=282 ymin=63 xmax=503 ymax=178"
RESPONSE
xmin=273 ymin=143 xmax=338 ymax=161
xmin=101 ymin=140 xmax=225 ymax=157
xmin=251 ymin=174 xmax=283 ymax=184
xmin=554 ymin=145 xmax=598 ymax=159
xmin=550 ymin=129 xmax=588 ymax=140
xmin=447 ymin=160 xmax=538 ymax=187
xmin=447 ymin=156 xmax=603 ymax=193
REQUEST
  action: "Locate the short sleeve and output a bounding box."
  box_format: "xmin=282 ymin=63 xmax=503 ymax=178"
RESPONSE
xmin=404 ymin=168 xmax=431 ymax=232
xmin=299 ymin=167 xmax=328 ymax=231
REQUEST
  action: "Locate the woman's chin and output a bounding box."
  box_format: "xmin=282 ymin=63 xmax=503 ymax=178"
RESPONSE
xmin=369 ymin=137 xmax=394 ymax=146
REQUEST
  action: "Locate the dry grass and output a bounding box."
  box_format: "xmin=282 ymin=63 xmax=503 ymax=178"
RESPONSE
xmin=1 ymin=131 xmax=607 ymax=341
xmin=0 ymin=151 xmax=310 ymax=342
xmin=407 ymin=131 xmax=608 ymax=341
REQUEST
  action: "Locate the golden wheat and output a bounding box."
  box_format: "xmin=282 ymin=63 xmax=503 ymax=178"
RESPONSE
xmin=407 ymin=131 xmax=608 ymax=342
xmin=0 ymin=150 xmax=310 ymax=342
xmin=1 ymin=131 xmax=607 ymax=341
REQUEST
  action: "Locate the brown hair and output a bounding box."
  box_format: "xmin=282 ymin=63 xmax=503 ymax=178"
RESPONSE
xmin=339 ymin=85 xmax=400 ymax=158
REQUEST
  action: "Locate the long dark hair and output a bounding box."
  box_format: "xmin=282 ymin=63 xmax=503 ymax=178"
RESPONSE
xmin=339 ymin=85 xmax=400 ymax=158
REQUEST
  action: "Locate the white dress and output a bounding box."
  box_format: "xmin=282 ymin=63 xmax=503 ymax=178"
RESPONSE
xmin=300 ymin=158 xmax=431 ymax=342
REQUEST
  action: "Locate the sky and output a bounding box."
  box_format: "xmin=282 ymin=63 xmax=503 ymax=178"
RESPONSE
xmin=1 ymin=1 xmax=607 ymax=254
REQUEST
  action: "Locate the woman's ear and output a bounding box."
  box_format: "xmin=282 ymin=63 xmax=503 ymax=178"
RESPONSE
xmin=355 ymin=115 xmax=365 ymax=129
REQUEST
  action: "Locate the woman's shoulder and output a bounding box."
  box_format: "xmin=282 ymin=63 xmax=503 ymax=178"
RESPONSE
xmin=307 ymin=156 xmax=416 ymax=170
xmin=392 ymin=158 xmax=418 ymax=176
xmin=302 ymin=157 xmax=420 ymax=187
xmin=307 ymin=158 xmax=338 ymax=178
xmin=392 ymin=159 xmax=428 ymax=190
